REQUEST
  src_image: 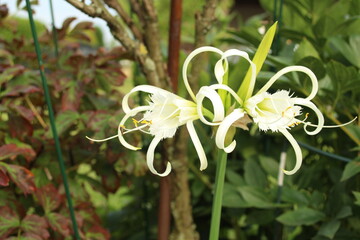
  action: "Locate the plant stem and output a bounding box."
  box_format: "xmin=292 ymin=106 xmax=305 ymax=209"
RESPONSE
xmin=209 ymin=150 xmax=227 ymax=240
xmin=25 ymin=1 xmax=80 ymax=239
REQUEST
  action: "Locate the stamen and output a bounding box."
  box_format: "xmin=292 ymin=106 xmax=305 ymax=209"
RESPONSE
xmin=132 ymin=118 xmax=139 ymax=127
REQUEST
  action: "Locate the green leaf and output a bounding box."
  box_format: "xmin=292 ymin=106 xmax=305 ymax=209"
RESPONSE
xmin=222 ymin=183 xmax=249 ymax=208
xmin=317 ymin=220 xmax=341 ymax=239
xmin=281 ymin=187 xmax=309 ymax=206
xmin=45 ymin=110 xmax=80 ymax=138
xmin=258 ymin=155 xmax=279 ymax=177
xmin=294 ymin=38 xmax=320 ymax=63
xmin=237 ymin=22 xmax=277 ymax=101
xmin=244 ymin=158 xmax=266 ymax=188
xmin=0 ymin=206 xmax=20 ymax=238
xmin=340 ymin=158 xmax=360 ymax=181
xmin=276 ymin=207 xmax=326 ymax=226
xmin=330 ymin=36 xmax=360 ymax=68
xmin=353 ymin=191 xmax=360 ymax=206
xmin=20 ymin=215 xmax=49 ymax=239
xmin=237 ymin=186 xmax=278 ymax=209
xmin=335 ymin=206 xmax=352 ymax=219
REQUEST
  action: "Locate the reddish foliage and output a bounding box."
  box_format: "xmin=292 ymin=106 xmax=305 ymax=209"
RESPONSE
xmin=2 ymin=85 xmax=42 ymax=97
xmin=22 ymin=214 xmax=50 ymax=239
xmin=0 ymin=143 xmax=36 ymax=162
xmin=8 ymin=115 xmax=34 ymax=140
xmin=0 ymin=167 xmax=10 ymax=186
xmin=0 ymin=206 xmax=19 ymax=238
xmin=46 ymin=212 xmax=71 ymax=238
xmin=35 ymin=184 xmax=63 ymax=212
xmin=10 ymin=104 xmax=35 ymax=122
xmin=4 ymin=164 xmax=36 ymax=194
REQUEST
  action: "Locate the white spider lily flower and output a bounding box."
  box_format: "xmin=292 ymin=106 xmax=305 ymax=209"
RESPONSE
xmin=243 ymin=66 xmax=325 ymax=175
xmin=88 ymin=83 xmax=228 ymax=177
xmin=88 ymin=85 xmax=208 ymax=176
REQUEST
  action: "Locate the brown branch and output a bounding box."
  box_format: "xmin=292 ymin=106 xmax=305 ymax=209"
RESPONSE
xmin=187 ymin=0 xmax=218 ymax=93
xmin=141 ymin=0 xmax=170 ymax=89
xmin=103 ymin=0 xmax=143 ymax=41
xmin=65 ymin=0 xmax=162 ymax=87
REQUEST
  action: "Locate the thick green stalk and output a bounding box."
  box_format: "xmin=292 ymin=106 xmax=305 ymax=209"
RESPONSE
xmin=25 ymin=1 xmax=80 ymax=239
xmin=209 ymin=150 xmax=228 ymax=240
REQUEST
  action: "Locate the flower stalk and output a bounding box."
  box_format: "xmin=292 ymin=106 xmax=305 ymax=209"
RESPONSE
xmin=209 ymin=150 xmax=227 ymax=240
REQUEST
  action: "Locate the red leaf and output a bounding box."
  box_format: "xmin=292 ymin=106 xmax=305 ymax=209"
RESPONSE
xmin=3 ymin=164 xmax=36 ymax=194
xmin=0 ymin=206 xmax=19 ymax=238
xmin=0 ymin=143 xmax=36 ymax=162
xmin=2 ymin=85 xmax=41 ymax=97
xmin=87 ymin=225 xmax=111 ymax=240
xmin=35 ymin=184 xmax=63 ymax=213
xmin=46 ymin=212 xmax=71 ymax=237
xmin=21 ymin=214 xmax=49 ymax=240
xmin=8 ymin=115 xmax=34 ymax=140
xmin=0 ymin=167 xmax=9 ymax=186
xmin=11 ymin=104 xmax=35 ymax=122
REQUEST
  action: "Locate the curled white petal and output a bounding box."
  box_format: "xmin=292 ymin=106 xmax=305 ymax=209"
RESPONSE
xmin=182 ymin=46 xmax=224 ymax=101
xmin=187 ymin=121 xmax=208 ymax=171
xmin=294 ymin=98 xmax=324 ymax=135
xmin=214 ymin=58 xmax=229 ymax=84
xmin=217 ymin=49 xmax=257 ymax=98
xmin=196 ymin=86 xmax=225 ymax=125
xmin=146 ymin=136 xmax=172 ymax=176
xmin=279 ymin=129 xmax=302 ymax=175
xmin=118 ymin=106 xmax=151 ymax=150
xmin=215 ymin=109 xmax=245 ymax=153
xmin=122 ymin=85 xmax=171 ymax=113
xmin=208 ymin=84 xmax=243 ymax=105
xmin=258 ymin=66 xmax=318 ymax=100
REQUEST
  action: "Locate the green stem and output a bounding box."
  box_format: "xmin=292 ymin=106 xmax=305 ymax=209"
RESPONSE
xmin=209 ymin=150 xmax=228 ymax=240
xmin=49 ymin=0 xmax=59 ymax=57
xmin=25 ymin=1 xmax=80 ymax=239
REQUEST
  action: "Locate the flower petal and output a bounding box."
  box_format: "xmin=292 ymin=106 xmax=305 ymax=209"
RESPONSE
xmin=196 ymin=86 xmax=225 ymax=125
xmin=294 ymin=98 xmax=324 ymax=135
xmin=208 ymin=84 xmax=243 ymax=105
xmin=186 ymin=121 xmax=208 ymax=171
xmin=122 ymin=85 xmax=171 ymax=113
xmin=217 ymin=49 xmax=257 ymax=101
xmin=118 ymin=106 xmax=151 ymax=150
xmin=146 ymin=136 xmax=172 ymax=176
xmin=214 ymin=58 xmax=228 ymax=84
xmin=279 ymin=129 xmax=302 ymax=175
xmin=182 ymin=46 xmax=224 ymax=101
xmin=257 ymin=66 xmax=319 ymax=100
xmin=215 ymin=109 xmax=244 ymax=153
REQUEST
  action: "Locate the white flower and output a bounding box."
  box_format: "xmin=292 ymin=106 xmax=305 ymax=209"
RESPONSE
xmin=88 ymin=85 xmax=211 ymax=177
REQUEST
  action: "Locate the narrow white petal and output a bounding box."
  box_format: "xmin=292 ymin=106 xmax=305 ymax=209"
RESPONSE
xmin=215 ymin=109 xmax=244 ymax=153
xmin=146 ymin=136 xmax=172 ymax=176
xmin=182 ymin=46 xmax=224 ymax=101
xmin=122 ymin=85 xmax=171 ymax=113
xmin=118 ymin=106 xmax=150 ymax=150
xmin=86 ymin=135 xmax=118 ymax=142
xmin=219 ymin=49 xmax=257 ymax=98
xmin=294 ymin=98 xmax=324 ymax=135
xmin=196 ymin=86 xmax=225 ymax=125
xmin=209 ymin=84 xmax=243 ymax=105
xmin=279 ymin=129 xmax=303 ymax=175
xmin=214 ymin=58 xmax=228 ymax=84
xmin=257 ymin=66 xmax=318 ymax=100
xmin=186 ymin=121 xmax=208 ymax=171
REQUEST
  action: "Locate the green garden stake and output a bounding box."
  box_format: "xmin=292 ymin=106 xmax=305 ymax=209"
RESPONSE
xmin=25 ymin=1 xmax=80 ymax=239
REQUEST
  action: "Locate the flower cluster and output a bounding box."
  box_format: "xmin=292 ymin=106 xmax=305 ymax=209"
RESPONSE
xmin=88 ymin=39 xmax=354 ymax=177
